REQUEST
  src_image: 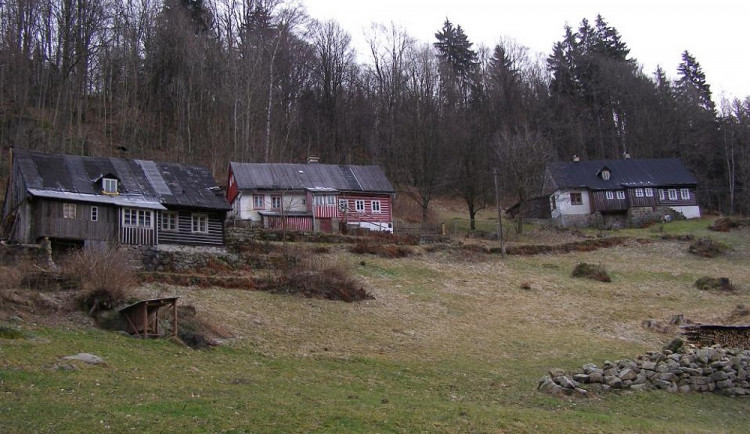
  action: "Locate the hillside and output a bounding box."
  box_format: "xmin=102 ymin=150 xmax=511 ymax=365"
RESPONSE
xmin=1 ymin=220 xmax=750 ymax=432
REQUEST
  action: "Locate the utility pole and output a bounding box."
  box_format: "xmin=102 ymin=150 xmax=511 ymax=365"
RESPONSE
xmin=493 ymin=167 xmax=506 ymax=258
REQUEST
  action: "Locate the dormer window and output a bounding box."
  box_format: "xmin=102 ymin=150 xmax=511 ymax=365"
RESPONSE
xmin=601 ymin=169 xmax=611 ymax=180
xmin=103 ymin=178 xmax=118 ymax=194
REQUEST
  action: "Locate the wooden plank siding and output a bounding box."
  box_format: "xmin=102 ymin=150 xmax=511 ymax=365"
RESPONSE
xmin=339 ymin=194 xmax=392 ymax=225
xmin=262 ymin=215 xmax=313 ymax=232
xmin=591 ymin=191 xmax=629 ymax=212
xmin=31 ymin=199 xmax=118 ymax=242
xmin=656 ymin=188 xmax=698 ymax=207
xmin=157 ymin=211 xmax=225 ymax=246
xmin=591 ymin=188 xmax=698 ymax=213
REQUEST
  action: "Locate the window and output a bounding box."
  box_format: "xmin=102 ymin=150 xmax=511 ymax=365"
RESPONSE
xmin=271 ymin=195 xmax=282 ymax=210
xmin=90 ymin=206 xmax=98 ymax=222
xmin=601 ymin=170 xmax=611 ymax=180
xmin=63 ymin=203 xmax=76 ymax=219
xmin=680 ymin=189 xmax=690 ymax=200
xmin=605 ymin=191 xmax=614 ymax=200
xmin=645 ymin=188 xmax=654 ymax=197
xmin=191 ymin=213 xmax=208 ymax=234
xmin=327 ymin=195 xmax=335 ymax=205
xmin=570 ymin=192 xmax=582 ymax=205
xmin=253 ymin=195 xmax=264 ymax=209
xmin=371 ymin=200 xmax=382 ymax=213
xmin=122 ymin=208 xmax=152 ymax=227
xmin=659 ymin=189 xmax=665 ymax=200
xmin=161 ymin=211 xmax=178 ymax=231
xmin=549 ymin=195 xmax=557 ymax=210
xmin=355 ymin=200 xmax=365 ymax=212
xmin=314 ymin=195 xmax=325 ymax=206
xmin=668 ymin=189 xmax=678 ymax=201
xmin=338 ymin=199 xmax=349 ymax=212
xmin=616 ymin=190 xmax=626 ymax=200
xmin=635 ymin=188 xmax=644 ymax=198
xmin=102 ymin=178 xmax=118 ymax=194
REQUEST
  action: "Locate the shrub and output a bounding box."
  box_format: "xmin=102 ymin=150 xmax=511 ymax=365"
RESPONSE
xmin=350 ymin=240 xmax=412 ymax=258
xmin=174 ymin=305 xmax=231 ymax=349
xmin=688 ymin=237 xmax=730 ymax=258
xmin=60 ymin=245 xmax=138 ymax=315
xmin=262 ymin=263 xmax=373 ymax=302
xmin=695 ymin=276 xmax=734 ymax=291
xmin=571 ymin=262 xmax=611 ymax=282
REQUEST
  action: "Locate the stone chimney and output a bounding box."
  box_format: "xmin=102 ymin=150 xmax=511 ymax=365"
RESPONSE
xmin=307 ymin=156 xmax=319 ymax=164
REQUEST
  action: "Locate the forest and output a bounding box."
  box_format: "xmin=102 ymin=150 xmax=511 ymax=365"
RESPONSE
xmin=1 ymin=0 xmax=749 ymax=220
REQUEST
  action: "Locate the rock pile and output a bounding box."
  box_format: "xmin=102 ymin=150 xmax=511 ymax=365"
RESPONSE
xmin=538 ymin=340 xmax=750 ymax=397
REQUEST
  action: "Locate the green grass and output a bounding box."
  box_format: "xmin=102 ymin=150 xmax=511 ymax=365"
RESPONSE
xmin=2 ymin=224 xmax=750 ymax=432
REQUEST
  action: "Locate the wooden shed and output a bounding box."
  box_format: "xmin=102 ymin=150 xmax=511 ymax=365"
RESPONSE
xmin=119 ymin=297 xmax=179 ymax=338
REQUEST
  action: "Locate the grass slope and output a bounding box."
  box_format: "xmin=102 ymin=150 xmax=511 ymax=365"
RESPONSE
xmin=2 ymin=220 xmax=750 ymax=432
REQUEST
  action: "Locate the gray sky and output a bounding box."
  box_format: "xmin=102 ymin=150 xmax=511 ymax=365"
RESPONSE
xmin=304 ymin=0 xmax=748 ymax=104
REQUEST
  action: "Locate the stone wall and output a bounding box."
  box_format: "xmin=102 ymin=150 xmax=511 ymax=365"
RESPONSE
xmin=628 ymin=206 xmax=683 ymax=228
xmin=538 ymin=341 xmax=750 ymax=397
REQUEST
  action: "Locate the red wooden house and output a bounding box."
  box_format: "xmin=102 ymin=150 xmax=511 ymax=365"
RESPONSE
xmin=226 ymin=160 xmax=395 ymax=233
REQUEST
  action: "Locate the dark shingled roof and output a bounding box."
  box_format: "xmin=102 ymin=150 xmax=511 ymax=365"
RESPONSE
xmin=229 ymin=162 xmax=395 ymax=193
xmin=14 ymin=148 xmax=230 ymax=211
xmin=547 ymin=158 xmax=698 ymax=191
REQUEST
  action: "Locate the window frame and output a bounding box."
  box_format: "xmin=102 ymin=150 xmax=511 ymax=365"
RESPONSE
xmin=338 ymin=199 xmax=349 ymax=213
xmin=680 ymin=188 xmax=690 ymax=200
xmin=605 ymin=191 xmax=614 ymax=200
xmin=616 ymin=190 xmax=626 ymax=200
xmin=102 ymin=178 xmax=118 ymax=194
xmin=191 ymin=213 xmax=209 ymax=234
xmin=63 ymin=203 xmax=76 ymax=219
xmin=90 ymin=206 xmax=98 ymax=222
xmin=645 ymin=188 xmax=654 ymax=198
xmin=122 ymin=208 xmax=153 ymax=228
xmin=659 ymin=189 xmax=665 ymax=200
xmin=569 ymin=192 xmax=583 ymax=205
xmin=668 ymin=189 xmax=678 ymax=201
xmin=355 ymin=199 xmax=365 ymax=212
xmin=161 ymin=211 xmax=179 ymax=232
xmin=253 ymin=195 xmax=265 ymax=209
xmin=371 ymin=200 xmax=382 ymax=213
xmin=601 ymin=170 xmax=611 ymax=180
xmin=271 ymin=195 xmax=282 ymax=210
xmin=634 ymin=188 xmax=644 ymax=198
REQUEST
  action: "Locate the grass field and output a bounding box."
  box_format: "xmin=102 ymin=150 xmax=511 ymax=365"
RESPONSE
xmin=2 ymin=218 xmax=750 ymax=432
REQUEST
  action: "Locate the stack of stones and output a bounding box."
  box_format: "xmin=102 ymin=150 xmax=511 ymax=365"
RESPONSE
xmin=538 ymin=340 xmax=750 ymax=397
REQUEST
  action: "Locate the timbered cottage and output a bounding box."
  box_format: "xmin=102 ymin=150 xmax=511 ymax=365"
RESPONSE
xmin=1 ymin=149 xmax=231 ymax=248
xmin=543 ymin=157 xmax=700 ymax=228
xmin=226 ymin=159 xmax=395 ymax=233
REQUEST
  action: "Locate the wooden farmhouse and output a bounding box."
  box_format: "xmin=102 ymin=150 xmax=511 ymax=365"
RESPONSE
xmin=543 ymin=157 xmax=700 ymax=228
xmin=1 ymin=149 xmax=231 ymax=249
xmin=226 ymin=159 xmax=395 ymax=233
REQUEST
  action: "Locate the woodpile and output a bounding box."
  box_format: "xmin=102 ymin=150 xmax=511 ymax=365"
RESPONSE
xmin=681 ymin=325 xmax=750 ymax=350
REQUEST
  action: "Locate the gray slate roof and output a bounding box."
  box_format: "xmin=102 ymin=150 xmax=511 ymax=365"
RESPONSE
xmin=14 ymin=148 xmax=230 ymax=211
xmin=229 ymin=162 xmax=395 ymax=193
xmin=547 ymin=158 xmax=698 ymax=191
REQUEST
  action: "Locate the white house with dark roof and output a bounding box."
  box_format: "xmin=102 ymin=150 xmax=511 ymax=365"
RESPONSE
xmin=226 ymin=160 xmax=395 ymax=233
xmin=543 ymin=158 xmax=700 ymax=228
xmin=1 ymin=148 xmax=231 ymax=248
